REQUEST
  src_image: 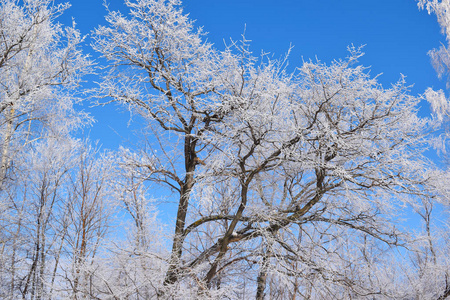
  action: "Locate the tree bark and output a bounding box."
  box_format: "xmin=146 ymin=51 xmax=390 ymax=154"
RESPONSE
xmin=256 ymin=248 xmax=271 ymax=300
xmin=163 ymin=135 xmax=197 ymax=286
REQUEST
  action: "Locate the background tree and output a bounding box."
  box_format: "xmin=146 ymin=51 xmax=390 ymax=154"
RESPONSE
xmin=415 ymin=2 xmax=450 ymax=299
xmin=61 ymin=143 xmax=115 ymax=299
xmin=0 ymin=0 xmax=91 ymax=190
xmin=419 ymin=0 xmax=450 ymax=87
xmin=0 ymin=136 xmax=77 ymax=299
xmin=0 ymin=0 xmax=92 ymax=298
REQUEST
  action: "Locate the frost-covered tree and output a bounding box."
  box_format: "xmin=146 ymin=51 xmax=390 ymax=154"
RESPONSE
xmin=0 ymin=138 xmax=118 ymax=299
xmin=60 ymin=143 xmax=116 ymax=299
xmin=7 ymin=138 xmax=77 ymax=300
xmin=416 ymin=3 xmax=450 ymax=299
xmin=0 ymin=0 xmax=91 ymax=190
xmin=419 ymin=0 xmax=450 ymax=85
xmin=0 ymin=0 xmax=93 ymax=298
xmin=418 ymin=0 xmax=450 ymax=124
xmin=93 ymin=0 xmax=448 ymax=298
xmin=92 ymin=0 xmax=239 ymax=294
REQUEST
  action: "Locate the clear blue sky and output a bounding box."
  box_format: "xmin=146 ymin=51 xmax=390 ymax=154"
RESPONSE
xmin=59 ymin=0 xmax=446 ymax=150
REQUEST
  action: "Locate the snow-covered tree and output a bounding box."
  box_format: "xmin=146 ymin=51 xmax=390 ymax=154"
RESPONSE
xmin=0 ymin=0 xmax=93 ymax=298
xmin=418 ymin=0 xmax=450 ymax=124
xmin=419 ymin=0 xmax=450 ymax=83
xmin=61 ymin=143 xmax=116 ymax=299
xmin=92 ymin=0 xmax=239 ymax=294
xmin=0 ymin=0 xmax=91 ymax=190
xmin=93 ymin=0 xmax=448 ymax=298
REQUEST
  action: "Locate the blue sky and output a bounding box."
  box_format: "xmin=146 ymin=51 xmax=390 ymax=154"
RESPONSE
xmin=60 ymin=0 xmax=447 ymax=150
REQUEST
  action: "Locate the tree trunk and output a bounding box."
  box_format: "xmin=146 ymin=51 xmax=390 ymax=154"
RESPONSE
xmin=163 ymin=135 xmax=197 ymax=286
xmin=256 ymin=248 xmax=271 ymax=300
xmin=0 ymin=107 xmax=15 ymax=190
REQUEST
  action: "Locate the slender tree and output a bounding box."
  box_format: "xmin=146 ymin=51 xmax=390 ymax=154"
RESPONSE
xmin=63 ymin=143 xmax=114 ymax=299
xmin=0 ymin=1 xmax=91 ymax=298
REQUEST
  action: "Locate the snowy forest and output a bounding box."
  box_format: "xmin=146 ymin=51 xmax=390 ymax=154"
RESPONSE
xmin=2 ymin=0 xmax=450 ymax=299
